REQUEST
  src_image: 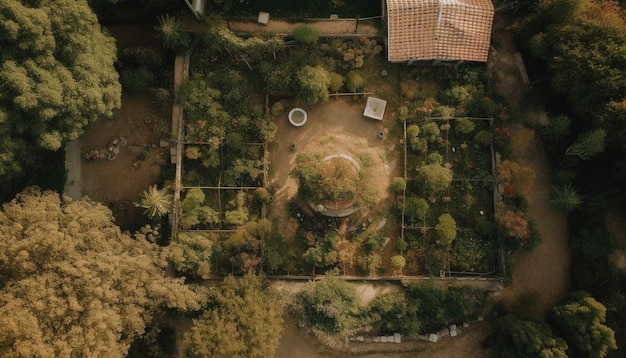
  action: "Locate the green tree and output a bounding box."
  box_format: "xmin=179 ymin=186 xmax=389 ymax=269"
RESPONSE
xmin=224 ymin=191 xmax=249 ymax=226
xmin=168 ymin=232 xmax=214 ymax=279
xmin=455 ymin=117 xmax=476 ymax=134
xmin=222 ymin=220 xmax=272 ymax=273
xmin=551 ymin=291 xmax=617 ymax=358
xmin=549 ymin=183 xmax=583 ymax=213
xmin=181 ymin=188 xmax=220 ymax=229
xmin=303 ymin=245 xmax=338 ymax=275
xmin=177 ymin=74 xmax=230 ymax=148
xmin=490 ymin=314 xmax=568 ymax=358
xmin=135 ymin=185 xmax=173 ymax=219
xmin=0 ymin=188 xmax=204 ymax=357
xmin=292 ymin=25 xmax=319 ymax=44
xmin=541 ymin=114 xmax=571 ymax=143
xmin=436 ymin=213 xmax=457 ymax=245
xmin=0 ymin=0 xmax=121 ymax=180
xmin=417 ymin=163 xmax=453 ymax=194
xmin=291 ymin=152 xmax=375 ymax=207
xmin=421 ymin=122 xmax=441 ymax=143
xmin=346 ymin=70 xmax=367 ymax=92
xmin=296 ymin=65 xmax=331 ymax=105
xmin=390 ymin=177 xmax=406 ymax=193
xmin=390 ymin=255 xmax=406 ymax=276
xmin=405 ymin=196 xmax=429 ymax=222
xmin=565 ymin=129 xmax=607 ymax=160
xmin=183 ymin=274 xmax=284 ymax=358
xmin=296 ymin=276 xmax=361 ymax=335
xmin=359 ymin=253 xmax=382 ymax=276
xmin=367 ymin=292 xmax=419 ymax=335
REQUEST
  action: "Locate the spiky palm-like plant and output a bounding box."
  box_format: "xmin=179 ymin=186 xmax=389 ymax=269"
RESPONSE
xmin=549 ymin=184 xmax=583 ymax=213
xmin=155 ymin=14 xmax=191 ymax=52
xmin=136 ymin=185 xmax=173 ymax=219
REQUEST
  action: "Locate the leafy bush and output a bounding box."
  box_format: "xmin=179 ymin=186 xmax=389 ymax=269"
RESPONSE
xmin=367 ymin=292 xmax=420 ymax=335
xmin=549 ymin=183 xmax=582 ymax=213
xmin=120 ymin=67 xmax=155 ymax=94
xmin=417 ymin=163 xmax=453 ymax=194
xmin=346 ymin=70 xmax=367 ymax=92
xmin=328 ymin=72 xmax=344 ymax=92
xmin=474 ymin=129 xmax=493 ymax=146
xmin=296 ymin=277 xmax=361 ymax=335
xmin=427 ymin=152 xmax=443 ymax=164
xmin=390 ymin=255 xmax=406 ymax=276
xmin=168 ymin=232 xmax=214 ymax=278
xmin=420 ymin=122 xmax=441 ymax=143
xmin=292 ymin=25 xmax=319 ymax=44
xmin=541 ymin=114 xmax=570 ymax=142
xmin=435 ymin=213 xmax=457 ymax=245
xmin=296 ymin=65 xmax=330 ymax=104
xmin=455 ymin=117 xmax=476 ymax=134
xmin=390 ymin=177 xmax=406 ymax=193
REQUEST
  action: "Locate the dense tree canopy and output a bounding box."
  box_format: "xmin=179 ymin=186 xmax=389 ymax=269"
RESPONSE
xmin=527 ymin=0 xmax=626 ymax=116
xmin=183 ymin=274 xmax=284 ymax=358
xmin=0 ymin=0 xmax=121 ymax=180
xmin=551 ymin=291 xmax=617 ymax=358
xmin=291 ymin=152 xmax=375 ymax=206
xmin=296 ymin=276 xmax=361 ymax=335
xmin=491 ymin=314 xmax=568 ymax=358
xmin=0 ymin=188 xmax=203 ymax=357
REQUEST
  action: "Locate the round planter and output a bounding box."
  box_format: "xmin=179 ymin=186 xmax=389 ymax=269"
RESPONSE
xmin=288 ymin=108 xmax=307 ymax=127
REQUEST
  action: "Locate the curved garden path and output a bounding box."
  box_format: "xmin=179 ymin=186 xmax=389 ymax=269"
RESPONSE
xmin=489 ymin=17 xmax=571 ymax=318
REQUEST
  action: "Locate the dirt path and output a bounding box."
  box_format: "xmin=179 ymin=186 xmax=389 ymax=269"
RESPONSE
xmin=184 ymin=16 xmax=379 ymax=36
xmin=489 ymin=16 xmax=571 ymax=317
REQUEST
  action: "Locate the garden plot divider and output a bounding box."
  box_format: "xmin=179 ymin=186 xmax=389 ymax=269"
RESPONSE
xmin=170 ymin=55 xmax=269 ymax=239
xmin=400 ymin=116 xmax=504 ymax=278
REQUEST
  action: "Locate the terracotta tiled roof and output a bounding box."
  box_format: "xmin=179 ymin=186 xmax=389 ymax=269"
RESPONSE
xmin=386 ymin=0 xmax=494 ymax=62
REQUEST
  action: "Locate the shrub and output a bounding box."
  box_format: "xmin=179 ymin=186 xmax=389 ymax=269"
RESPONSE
xmin=292 ymin=25 xmax=319 ymax=44
xmin=120 ymin=67 xmax=155 ymax=94
xmin=390 ymin=255 xmax=406 ymax=276
xmin=346 ymin=70 xmax=367 ymax=92
xmin=254 ymin=187 xmax=272 ymax=203
xmin=400 ymin=79 xmax=419 ymax=100
xmin=435 ymin=213 xmax=457 ymax=245
xmin=405 ymin=196 xmax=429 ymax=222
xmin=431 ymin=105 xmax=456 ymax=118
xmin=426 ymin=152 xmax=443 ymax=164
xmin=296 ymin=65 xmax=330 ymax=104
xmin=417 ymin=163 xmax=453 ymax=194
xmin=390 ymin=177 xmax=406 ymax=193
xmin=549 ymin=183 xmax=582 ymax=213
xmin=155 ymin=14 xmax=191 ymax=53
xmin=329 ymin=72 xmax=344 ymax=92
xmin=455 ymin=118 xmax=476 ymax=134
xmin=296 ymin=277 xmax=361 ymax=335
xmin=420 ymin=122 xmax=441 ymax=143
xmin=496 ymin=160 xmax=536 ymax=198
xmin=270 ymin=100 xmax=287 ymax=116
xmin=474 ymin=129 xmax=493 ymax=146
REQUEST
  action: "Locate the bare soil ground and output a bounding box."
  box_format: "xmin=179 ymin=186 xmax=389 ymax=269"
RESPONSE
xmin=267 ymin=98 xmax=402 ymax=274
xmin=78 ymin=96 xmax=170 ymax=228
xmin=64 ymin=23 xmax=172 ymax=228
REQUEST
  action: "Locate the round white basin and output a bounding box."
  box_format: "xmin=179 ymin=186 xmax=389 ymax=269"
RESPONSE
xmin=288 ymin=108 xmax=307 ymax=127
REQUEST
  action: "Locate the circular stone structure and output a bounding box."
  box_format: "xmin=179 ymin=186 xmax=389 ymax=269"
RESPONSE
xmin=288 ymin=108 xmax=307 ymax=127
xmin=309 ymin=153 xmax=360 ymax=217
